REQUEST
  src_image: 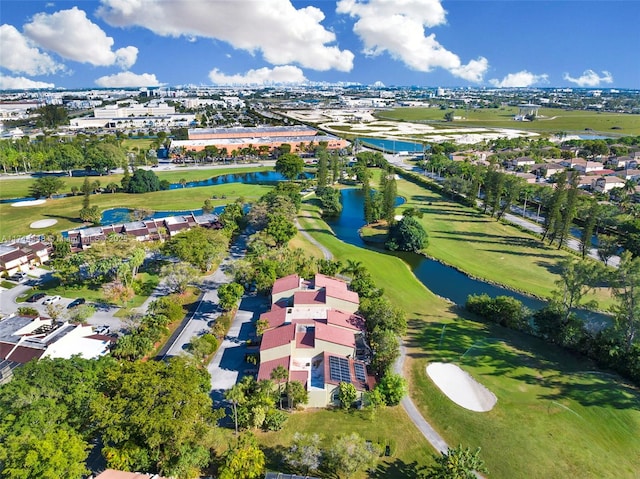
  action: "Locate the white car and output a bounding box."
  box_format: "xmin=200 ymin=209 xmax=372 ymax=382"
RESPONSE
xmin=42 ymin=295 xmax=61 ymax=305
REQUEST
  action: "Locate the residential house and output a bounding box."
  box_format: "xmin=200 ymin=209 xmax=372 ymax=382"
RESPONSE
xmin=258 ymin=274 xmax=373 ymax=408
xmin=0 ymin=240 xmax=52 ymax=276
xmin=592 ymin=176 xmax=626 ymax=193
xmin=510 ymin=156 xmax=536 ymax=170
xmin=607 ymin=156 xmax=638 ymax=170
xmin=531 ymin=162 xmax=565 ymax=178
xmin=510 ymin=172 xmax=537 ymax=184
xmin=615 ymin=169 xmax=640 ymax=181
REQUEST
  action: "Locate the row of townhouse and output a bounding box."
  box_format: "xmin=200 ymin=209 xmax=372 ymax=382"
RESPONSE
xmin=67 ymin=212 xmax=221 ymax=250
xmin=0 ymin=239 xmax=51 ymax=276
xmin=257 ymin=273 xmax=375 ymax=408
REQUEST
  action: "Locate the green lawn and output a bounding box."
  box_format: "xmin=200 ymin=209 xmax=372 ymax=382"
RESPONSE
xmin=0 ymin=181 xmax=273 ymax=237
xmin=256 ymin=407 xmax=434 ymax=478
xmin=377 ymin=107 xmax=640 ymax=136
xmin=296 ymin=201 xmax=640 ymax=479
xmin=0 ymin=165 xmax=271 ymax=199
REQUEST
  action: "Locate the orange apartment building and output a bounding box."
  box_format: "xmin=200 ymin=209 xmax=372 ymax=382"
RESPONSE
xmin=170 ymin=125 xmax=349 ymax=154
xmin=257 ymin=273 xmax=374 ymax=408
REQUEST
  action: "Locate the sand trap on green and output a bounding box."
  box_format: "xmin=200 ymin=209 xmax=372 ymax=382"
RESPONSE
xmin=30 ymin=219 xmax=57 ymax=228
xmin=12 ymin=199 xmax=46 ymax=207
xmin=427 ymin=362 xmax=497 ymax=412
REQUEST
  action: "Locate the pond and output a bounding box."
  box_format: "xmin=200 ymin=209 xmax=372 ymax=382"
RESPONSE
xmin=167 ymin=170 xmax=310 ymax=189
xmin=101 ymin=206 xmax=225 ymax=225
xmin=326 ymin=188 xmax=609 ymax=326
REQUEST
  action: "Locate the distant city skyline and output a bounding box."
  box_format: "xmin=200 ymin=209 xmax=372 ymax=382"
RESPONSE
xmin=1 ymin=0 xmax=638 ymax=90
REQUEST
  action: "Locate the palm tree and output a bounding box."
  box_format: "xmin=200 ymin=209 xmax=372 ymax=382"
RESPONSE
xmin=225 ymin=384 xmax=245 ymax=435
xmin=179 ymin=178 xmax=187 ymax=188
xmin=270 ymin=365 xmax=288 ymax=409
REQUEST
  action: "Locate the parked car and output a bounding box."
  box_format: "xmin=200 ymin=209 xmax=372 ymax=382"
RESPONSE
xmin=9 ymin=272 xmax=27 ymax=282
xmin=26 ymin=292 xmax=46 ymax=303
xmin=42 ymin=295 xmax=61 ymax=305
xmin=67 ymin=298 xmax=86 ymax=309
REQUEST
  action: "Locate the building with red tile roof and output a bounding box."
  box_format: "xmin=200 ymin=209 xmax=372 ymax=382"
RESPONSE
xmin=258 ymin=274 xmax=372 ymax=408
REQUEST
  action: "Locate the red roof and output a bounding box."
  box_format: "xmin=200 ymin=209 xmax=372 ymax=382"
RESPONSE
xmin=6 ymin=346 xmax=44 ymax=364
xmin=272 ymin=274 xmax=300 ymax=295
xmin=326 ymin=310 xmax=365 ymax=331
xmin=296 ymin=329 xmax=315 ymax=348
xmin=260 ymin=307 xmax=287 ymax=330
xmin=315 ymin=322 xmax=355 ymax=348
xmin=324 ymin=284 xmax=359 ymax=304
xmin=322 ymin=352 xmax=373 ymax=391
xmin=257 ymin=355 xmax=290 ymax=382
xmin=260 ymin=323 xmax=295 ymax=351
xmin=94 ymin=469 xmax=170 ymax=479
xmin=293 ymin=290 xmax=325 ymax=305
xmin=314 ymin=273 xmax=347 ymax=289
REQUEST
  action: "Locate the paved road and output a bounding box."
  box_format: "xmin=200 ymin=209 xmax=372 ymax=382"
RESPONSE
xmin=394 ymin=342 xmax=449 ymax=454
xmin=162 ymin=234 xmax=249 ymax=358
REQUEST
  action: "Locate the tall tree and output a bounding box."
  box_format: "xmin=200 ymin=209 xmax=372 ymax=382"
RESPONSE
xmin=580 ymin=200 xmax=599 ymax=258
xmin=557 ymin=173 xmax=580 ymax=249
xmin=316 ymin=149 xmax=329 ymax=188
xmin=284 ymin=432 xmax=322 ymax=475
xmin=218 ymin=433 xmax=265 ymax=479
xmin=29 ymin=176 xmax=66 ymax=198
xmin=270 ymin=365 xmax=288 ymax=409
xmin=610 ymin=251 xmax=640 ymax=353
xmin=425 ymin=445 xmax=488 ymax=479
xmin=275 ymin=153 xmax=305 ymax=181
xmin=542 ymin=171 xmax=567 ymax=243
xmin=324 ymin=433 xmax=380 ymax=478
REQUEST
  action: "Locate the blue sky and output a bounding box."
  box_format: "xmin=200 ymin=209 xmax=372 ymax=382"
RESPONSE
xmin=1 ymin=0 xmax=638 ymax=90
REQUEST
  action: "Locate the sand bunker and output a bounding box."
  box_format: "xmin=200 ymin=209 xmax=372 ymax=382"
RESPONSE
xmin=30 ymin=219 xmax=57 ymax=229
xmin=12 ymin=199 xmax=46 ymax=207
xmin=427 ymin=362 xmax=497 ymax=412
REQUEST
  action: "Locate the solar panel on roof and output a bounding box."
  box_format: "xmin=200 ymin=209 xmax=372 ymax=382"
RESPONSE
xmin=354 ymin=362 xmax=366 ymax=382
xmin=329 ymin=356 xmax=351 ymax=383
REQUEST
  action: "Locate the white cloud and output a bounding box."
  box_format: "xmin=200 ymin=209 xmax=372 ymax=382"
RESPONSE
xmin=95 ymin=71 xmax=161 ymax=87
xmin=208 ymin=65 xmax=307 ymax=85
xmin=23 ymin=7 xmax=137 ymax=68
xmin=0 ymin=75 xmax=55 ymax=90
xmin=336 ymin=0 xmax=488 ymax=82
xmin=97 ymin=0 xmax=353 ymax=72
xmin=563 ymin=69 xmax=613 ymax=87
xmin=489 ymin=70 xmax=549 ymax=88
xmin=0 ymin=24 xmax=63 ymax=75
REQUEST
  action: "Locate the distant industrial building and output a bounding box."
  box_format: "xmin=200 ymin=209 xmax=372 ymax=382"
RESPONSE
xmin=171 ymin=125 xmax=348 ymax=154
xmin=69 ymin=101 xmax=195 ymax=129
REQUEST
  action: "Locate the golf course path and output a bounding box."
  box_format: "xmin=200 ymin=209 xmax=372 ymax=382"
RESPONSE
xmin=295 ymin=214 xmax=333 ymax=260
xmin=394 ymin=341 xmax=449 ymax=454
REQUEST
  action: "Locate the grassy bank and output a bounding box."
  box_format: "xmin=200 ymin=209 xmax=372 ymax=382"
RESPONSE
xmin=0 ymin=182 xmax=273 ymax=237
xmin=378 ymin=107 xmax=640 ymax=136
xmin=296 ymin=201 xmax=640 ymax=479
xmin=393 ymin=175 xmax=613 ymax=307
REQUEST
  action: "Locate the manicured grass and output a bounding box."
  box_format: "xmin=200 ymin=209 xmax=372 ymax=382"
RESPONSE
xmin=0 ymin=165 xmax=271 ymax=199
xmin=0 ymin=182 xmax=273 ymax=237
xmin=407 ymin=320 xmax=640 ymax=479
xmin=296 ymin=202 xmax=640 ymax=479
xmin=378 ymin=107 xmax=640 ymax=136
xmin=1 ymin=280 xmax=16 ymax=289
xmin=288 ymin=231 xmax=324 ymax=259
xmin=256 ymin=407 xmax=434 ymax=478
xmin=394 ymin=175 xmax=613 ymax=307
